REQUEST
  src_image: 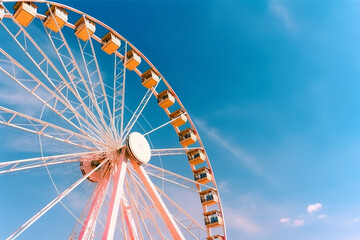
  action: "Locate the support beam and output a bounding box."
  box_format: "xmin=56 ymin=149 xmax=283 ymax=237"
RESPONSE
xmin=102 ymin=150 xmax=128 ymax=240
xmin=130 ymin=159 xmax=185 ymax=240
xmin=7 ymin=158 xmax=109 ymax=240
xmin=121 ymin=197 xmax=139 ymax=240
xmin=79 ymin=172 xmax=110 ymax=240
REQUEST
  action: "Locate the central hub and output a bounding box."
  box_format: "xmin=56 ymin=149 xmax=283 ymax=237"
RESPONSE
xmin=80 ymin=132 xmax=151 ymax=183
xmin=126 ymin=132 xmax=151 ymax=165
xmin=80 ymin=153 xmax=106 ymax=182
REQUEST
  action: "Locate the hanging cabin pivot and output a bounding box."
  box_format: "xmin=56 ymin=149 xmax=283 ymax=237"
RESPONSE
xmin=101 ymin=32 xmax=121 ymax=55
xmin=170 ymin=109 xmax=187 ymax=127
xmin=157 ymin=90 xmax=175 ymax=109
xmin=44 ymin=5 xmax=68 ymax=32
xmin=200 ymin=189 xmax=218 ymax=206
xmin=186 ymin=148 xmax=205 ymax=165
xmin=178 ymin=128 xmax=196 ymax=147
xmin=74 ymin=17 xmax=96 ymax=41
xmin=203 ymin=210 xmax=223 ymax=228
xmin=141 ymin=69 xmax=160 ymax=89
xmin=13 ymin=2 xmax=38 ymax=27
xmin=193 ymin=167 xmax=212 ymax=184
xmin=125 ymin=49 xmax=141 ymax=71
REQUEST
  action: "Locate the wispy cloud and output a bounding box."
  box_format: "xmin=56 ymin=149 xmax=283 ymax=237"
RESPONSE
xmin=194 ymin=117 xmax=263 ymax=176
xmin=268 ymin=0 xmax=296 ymax=31
xmin=307 ymin=203 xmax=322 ymax=214
xmin=280 ymin=217 xmax=305 ymax=227
xmin=293 ymin=218 xmax=305 ymax=227
xmin=279 ymin=218 xmax=290 ymax=224
xmin=217 ymin=180 xmax=230 ymax=193
xmin=225 ymin=207 xmax=261 ymax=234
xmin=280 ymin=203 xmax=326 ymax=228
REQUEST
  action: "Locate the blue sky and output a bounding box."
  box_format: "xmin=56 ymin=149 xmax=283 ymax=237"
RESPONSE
xmin=2 ymin=0 xmax=360 ymax=239
xmin=94 ymin=0 xmax=360 ymax=239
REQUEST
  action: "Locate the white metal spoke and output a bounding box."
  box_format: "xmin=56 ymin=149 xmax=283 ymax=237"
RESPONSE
xmin=130 ymin=164 xmax=205 ymax=239
xmin=0 ymin=106 xmax=104 ymax=150
xmin=144 ymin=114 xmax=186 ymax=137
xmin=6 ymin=158 xmax=110 ymax=240
xmin=77 ymin=15 xmax=112 ymax=124
xmin=154 ymin=185 xmax=206 ymax=234
xmin=151 ymin=148 xmax=199 ymax=157
xmin=78 ymin=167 xmax=111 ymax=240
xmin=77 ymin=36 xmax=113 ymax=140
xmin=173 ymin=218 xmax=199 ymax=240
xmin=127 ymin=169 xmax=166 ymax=240
xmin=0 ymin=10 xmax=76 ymax=104
xmin=36 ymin=135 xmax=88 ymax=232
xmin=0 ymin=151 xmax=100 ymax=174
xmin=119 ymin=43 xmax=127 ymax=139
xmin=0 ymin=6 xmax=111 ymax=142
xmin=111 ymin=48 xmax=126 ymax=141
xmin=75 ymin=19 xmax=113 ymax=136
xmin=0 ymin=49 xmax=104 ymax=142
xmin=121 ymin=88 xmax=155 ymax=143
xmin=144 ymin=163 xmax=212 ymax=192
xmin=123 ymin=179 xmax=144 ymax=240
xmin=40 ymin=7 xmax=112 ymax=140
xmin=129 ymin=160 xmax=185 ymax=240
xmin=119 ymin=198 xmax=128 ymax=239
xmin=69 ymin=175 xmax=108 ymax=240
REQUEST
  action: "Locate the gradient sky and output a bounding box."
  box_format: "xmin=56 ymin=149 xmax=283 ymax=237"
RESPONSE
xmin=2 ymin=0 xmax=360 ymax=239
xmin=94 ymin=1 xmax=360 ymax=239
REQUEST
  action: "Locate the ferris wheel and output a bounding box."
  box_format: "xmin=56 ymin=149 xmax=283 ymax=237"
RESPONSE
xmin=0 ymin=1 xmax=226 ymax=239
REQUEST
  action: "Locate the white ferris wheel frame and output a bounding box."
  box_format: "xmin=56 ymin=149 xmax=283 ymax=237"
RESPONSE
xmin=0 ymin=1 xmax=227 ymax=239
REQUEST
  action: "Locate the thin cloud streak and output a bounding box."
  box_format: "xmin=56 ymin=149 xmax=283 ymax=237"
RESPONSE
xmin=194 ymin=117 xmax=263 ymax=176
xmin=293 ymin=218 xmax=305 ymax=227
xmin=268 ymin=0 xmax=296 ymax=31
xmin=280 ymin=217 xmax=305 ymax=227
xmin=225 ymin=206 xmax=261 ymax=234
xmin=280 ymin=218 xmax=290 ymax=224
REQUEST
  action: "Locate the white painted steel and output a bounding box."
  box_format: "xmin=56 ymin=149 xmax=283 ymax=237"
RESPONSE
xmin=126 ymin=132 xmax=151 ymax=164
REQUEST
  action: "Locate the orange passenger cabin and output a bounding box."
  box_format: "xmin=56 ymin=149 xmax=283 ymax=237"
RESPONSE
xmin=141 ymin=69 xmax=160 ymax=89
xmin=44 ymin=5 xmax=68 ymax=32
xmin=170 ymin=109 xmax=187 ymax=127
xmin=203 ymin=210 xmax=223 ymax=228
xmin=74 ymin=17 xmax=96 ymax=41
xmin=13 ymin=2 xmax=38 ymax=27
xmin=178 ymin=128 xmax=196 ymax=147
xmin=101 ymin=32 xmax=121 ymax=55
xmin=125 ymin=49 xmax=141 ymax=71
xmin=157 ymin=90 xmax=175 ymax=109
xmin=206 ymin=235 xmax=224 ymax=240
xmin=186 ymin=148 xmax=205 ymax=165
xmin=200 ymin=189 xmax=218 ymax=206
xmin=193 ymin=167 xmax=212 ymax=184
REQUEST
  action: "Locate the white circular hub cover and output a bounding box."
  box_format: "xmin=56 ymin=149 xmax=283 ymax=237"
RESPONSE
xmin=126 ymin=132 xmax=151 ymax=164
